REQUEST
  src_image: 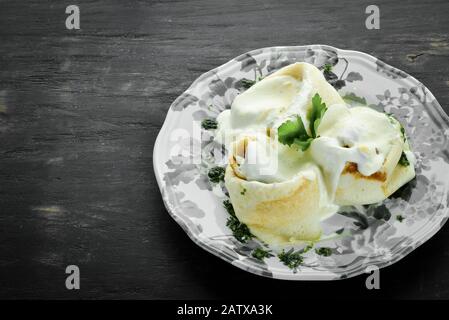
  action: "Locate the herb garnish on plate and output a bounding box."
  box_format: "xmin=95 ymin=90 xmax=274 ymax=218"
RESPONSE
xmin=251 ymin=248 xmax=274 ymax=261
xmin=278 ymin=248 xmax=304 ymax=270
xmin=223 ymin=200 xmax=253 ymax=243
xmin=315 ymin=247 xmax=333 ymax=257
xmin=208 ymin=166 xmax=225 ymax=183
xmin=201 ymin=118 xmax=218 ymax=130
xmin=277 ymin=93 xmax=327 ymax=151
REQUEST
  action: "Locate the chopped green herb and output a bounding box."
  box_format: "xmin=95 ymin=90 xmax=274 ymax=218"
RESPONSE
xmin=252 ymin=248 xmax=274 ymax=261
xmin=240 ymin=187 xmax=247 ymax=195
xmin=302 ymin=244 xmax=313 ymax=253
xmin=201 ymin=118 xmax=218 ymax=130
xmin=386 ymin=114 xmax=407 ymax=142
xmin=223 ymin=200 xmax=253 ymax=243
xmin=323 ymin=64 xmax=333 ymax=73
xmin=315 ymin=247 xmax=333 ymax=257
xmin=396 ymin=215 xmax=404 ymax=222
xmin=398 ymin=152 xmax=410 ymax=167
xmin=223 ymin=199 xmax=235 ymax=216
xmin=241 ymin=76 xmax=264 ymax=89
xmin=400 ymin=126 xmax=406 ymax=142
xmin=342 ymin=92 xmax=367 ymax=105
xmin=278 ymin=248 xmax=303 ymax=270
xmin=277 ymin=93 xmax=327 ymax=151
xmin=386 ymin=113 xmax=396 ymax=124
xmin=241 ymin=78 xmax=256 ymax=89
xmin=208 ymin=166 xmax=225 ymax=183
xmin=308 ymin=93 xmax=328 ymax=137
xmin=226 ymin=215 xmax=253 ymax=243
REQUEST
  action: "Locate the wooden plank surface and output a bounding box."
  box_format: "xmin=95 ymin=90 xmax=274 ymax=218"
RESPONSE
xmin=0 ymin=0 xmax=449 ymax=299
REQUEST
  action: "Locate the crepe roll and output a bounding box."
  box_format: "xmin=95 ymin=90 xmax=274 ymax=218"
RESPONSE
xmin=225 ymin=163 xmax=328 ymax=244
xmin=225 ymin=135 xmax=334 ymax=244
xmin=216 ymin=62 xmax=345 ymax=148
xmin=310 ymin=104 xmax=416 ymax=205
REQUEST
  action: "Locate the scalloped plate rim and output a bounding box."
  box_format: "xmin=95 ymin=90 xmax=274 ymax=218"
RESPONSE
xmin=153 ymin=44 xmax=449 ymax=280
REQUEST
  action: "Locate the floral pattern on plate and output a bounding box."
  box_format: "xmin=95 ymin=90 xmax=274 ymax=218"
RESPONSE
xmin=153 ymin=45 xmax=449 ymax=280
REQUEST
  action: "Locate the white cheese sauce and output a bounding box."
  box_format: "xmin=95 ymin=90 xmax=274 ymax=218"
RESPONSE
xmin=215 ymin=74 xmax=312 ymax=148
xmin=310 ymin=104 xmax=403 ymax=198
xmin=215 ymin=67 xmax=406 ymax=224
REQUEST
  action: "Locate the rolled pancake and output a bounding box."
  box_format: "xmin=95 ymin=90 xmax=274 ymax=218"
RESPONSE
xmin=335 ymin=145 xmax=416 ymax=205
xmin=216 ymin=62 xmax=416 ymax=245
xmin=215 ymin=62 xmax=345 ymax=145
xmin=225 ymin=164 xmax=326 ymax=244
xmin=311 ymin=104 xmax=416 ymax=205
xmin=264 ymin=62 xmax=344 ymax=111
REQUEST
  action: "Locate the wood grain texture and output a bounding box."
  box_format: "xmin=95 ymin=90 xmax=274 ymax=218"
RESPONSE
xmin=0 ymin=0 xmax=448 ymax=299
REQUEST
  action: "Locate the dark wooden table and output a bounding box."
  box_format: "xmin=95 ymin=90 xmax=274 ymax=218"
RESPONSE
xmin=1 ymin=0 xmax=449 ymax=299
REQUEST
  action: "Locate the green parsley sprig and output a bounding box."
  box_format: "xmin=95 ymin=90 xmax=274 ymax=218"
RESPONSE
xmin=277 ymin=93 xmax=327 ymax=151
xmin=308 ymin=93 xmax=328 ymax=137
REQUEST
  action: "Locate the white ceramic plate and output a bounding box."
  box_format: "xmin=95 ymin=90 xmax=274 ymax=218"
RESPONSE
xmin=153 ymin=45 xmax=449 ymax=280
